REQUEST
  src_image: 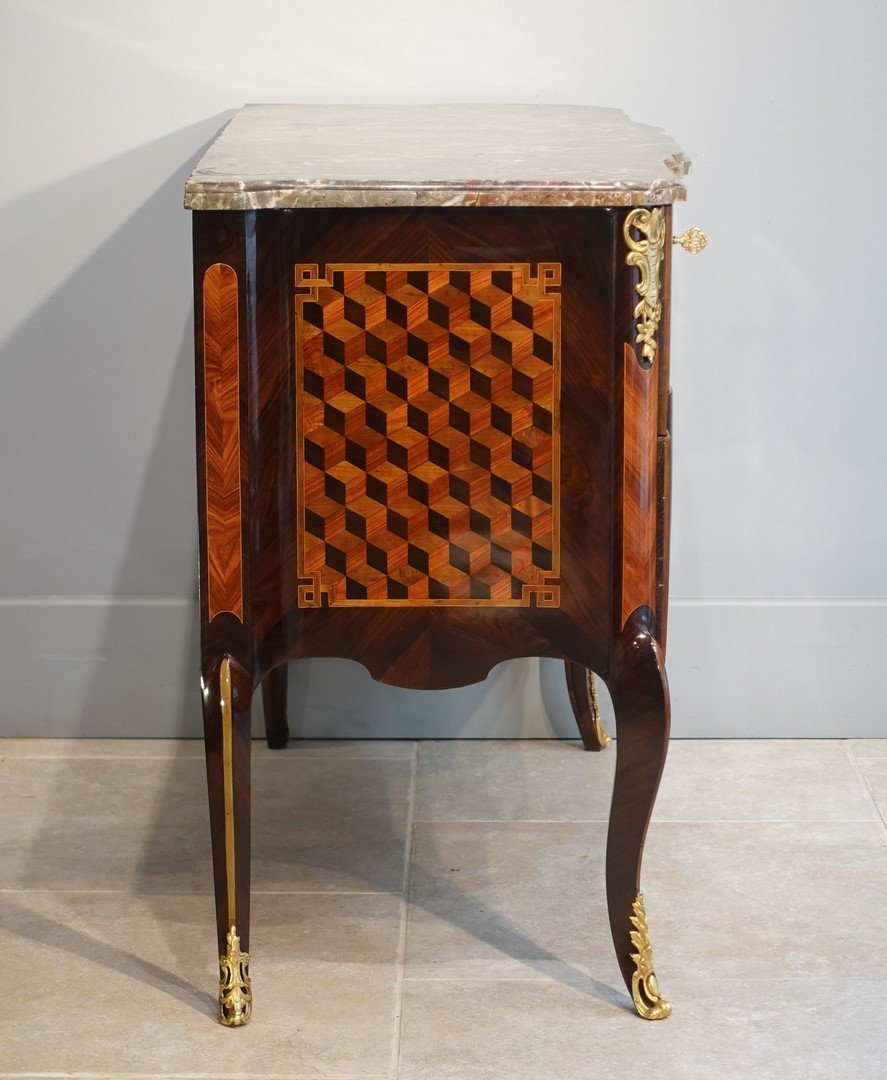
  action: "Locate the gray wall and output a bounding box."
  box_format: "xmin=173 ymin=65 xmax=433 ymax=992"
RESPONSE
xmin=2 ymin=0 xmax=885 ymax=738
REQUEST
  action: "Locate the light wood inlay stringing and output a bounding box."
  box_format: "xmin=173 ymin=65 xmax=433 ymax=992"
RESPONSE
xmin=203 ymin=263 xmax=243 ymax=622
xmin=294 ymin=263 xmax=562 ymax=607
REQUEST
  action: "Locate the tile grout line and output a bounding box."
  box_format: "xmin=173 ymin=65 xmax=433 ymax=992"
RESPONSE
xmin=0 ymin=888 xmax=390 ymax=896
xmin=0 ymin=1071 xmax=389 ymax=1078
xmin=388 ymin=741 xmax=419 ymax=1080
xmin=844 ymin=741 xmax=887 ymax=847
xmin=847 ymin=739 xmax=887 ymax=762
xmin=0 ymin=754 xmax=411 ymax=762
xmin=410 ymin=817 xmax=877 ymax=825
xmin=397 ymin=974 xmax=887 ymax=984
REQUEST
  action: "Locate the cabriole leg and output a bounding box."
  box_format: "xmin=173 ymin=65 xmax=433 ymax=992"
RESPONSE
xmin=604 ymin=608 xmax=672 ymax=1020
xmin=203 ymin=654 xmax=254 ymax=1026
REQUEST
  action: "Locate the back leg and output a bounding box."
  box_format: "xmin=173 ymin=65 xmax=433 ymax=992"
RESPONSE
xmin=564 ymin=662 xmax=611 ymax=750
xmin=262 ymin=664 xmax=290 ymax=749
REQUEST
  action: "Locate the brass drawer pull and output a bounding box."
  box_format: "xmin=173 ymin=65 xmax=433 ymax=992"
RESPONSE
xmin=673 ymin=226 xmax=708 ymax=254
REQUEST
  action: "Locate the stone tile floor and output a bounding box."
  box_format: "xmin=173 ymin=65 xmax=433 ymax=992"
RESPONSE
xmin=2 ymin=737 xmax=886 ymax=1079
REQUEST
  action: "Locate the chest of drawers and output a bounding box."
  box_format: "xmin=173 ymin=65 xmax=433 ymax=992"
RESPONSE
xmin=185 ymin=104 xmax=704 ymax=1026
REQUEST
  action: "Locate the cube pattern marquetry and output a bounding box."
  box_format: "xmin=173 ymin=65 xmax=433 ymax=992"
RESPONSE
xmin=295 ymin=263 xmax=561 ymax=606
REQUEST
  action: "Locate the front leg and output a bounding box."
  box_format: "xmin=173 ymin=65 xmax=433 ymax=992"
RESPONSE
xmin=604 ymin=607 xmax=671 ymax=1019
xmin=203 ymin=654 xmax=254 ymax=1025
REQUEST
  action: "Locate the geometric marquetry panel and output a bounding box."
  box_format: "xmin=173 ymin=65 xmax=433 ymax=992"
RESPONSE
xmin=294 ymin=263 xmax=561 ymax=607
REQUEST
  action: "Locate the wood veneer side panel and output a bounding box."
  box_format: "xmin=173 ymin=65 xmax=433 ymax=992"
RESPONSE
xmin=620 ymin=342 xmax=657 ymax=627
xmin=249 ymin=207 xmax=615 ymax=687
xmin=203 ymin=262 xmax=244 ymax=622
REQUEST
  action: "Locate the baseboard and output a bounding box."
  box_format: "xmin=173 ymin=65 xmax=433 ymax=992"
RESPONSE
xmin=0 ymin=597 xmax=201 ymax=738
xmin=0 ymin=597 xmax=883 ymax=738
xmin=665 ymin=597 xmax=887 ymax=737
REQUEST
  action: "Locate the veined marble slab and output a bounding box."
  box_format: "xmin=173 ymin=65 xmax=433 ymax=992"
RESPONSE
xmin=184 ymin=104 xmax=690 ymax=210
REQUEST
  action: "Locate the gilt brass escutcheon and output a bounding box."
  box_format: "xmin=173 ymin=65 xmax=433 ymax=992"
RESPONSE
xmin=673 ymin=226 xmax=708 ymax=254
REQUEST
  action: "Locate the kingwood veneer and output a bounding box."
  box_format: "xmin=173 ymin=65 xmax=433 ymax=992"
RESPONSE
xmin=185 ymin=104 xmax=705 ymax=1027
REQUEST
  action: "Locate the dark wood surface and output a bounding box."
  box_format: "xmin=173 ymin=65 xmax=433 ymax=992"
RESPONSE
xmin=261 ymin=664 xmax=289 ymax=748
xmin=605 ymin=605 xmax=670 ymax=990
xmin=193 ymin=203 xmax=674 ymax=1016
xmin=195 ymin=208 xmax=622 ymax=688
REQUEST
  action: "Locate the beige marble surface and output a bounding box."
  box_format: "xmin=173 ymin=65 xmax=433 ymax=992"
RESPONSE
xmin=4 ymin=737 xmax=885 ymax=1077
xmin=184 ymin=104 xmax=690 ymax=210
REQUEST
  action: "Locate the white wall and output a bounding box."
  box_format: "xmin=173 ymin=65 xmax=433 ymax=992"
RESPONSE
xmin=1 ymin=0 xmax=885 ymax=738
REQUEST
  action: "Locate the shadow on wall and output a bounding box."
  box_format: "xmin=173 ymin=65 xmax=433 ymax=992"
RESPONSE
xmin=0 ymin=112 xmax=604 ymax=743
xmin=0 ymin=116 xmax=237 ymax=740
xmin=0 ymin=118 xmax=622 ymax=1024
xmin=0 ymin=117 xmax=237 ymax=1022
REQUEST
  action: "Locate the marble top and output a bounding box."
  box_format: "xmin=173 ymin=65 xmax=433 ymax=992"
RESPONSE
xmin=184 ymin=105 xmax=690 ymax=210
